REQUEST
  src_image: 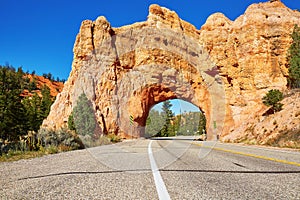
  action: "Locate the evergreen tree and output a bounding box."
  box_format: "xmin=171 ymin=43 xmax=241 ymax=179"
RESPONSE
xmin=0 ymin=66 xmax=27 ymax=141
xmin=46 ymin=73 xmax=53 ymax=81
xmin=175 ymin=111 xmax=206 ymax=136
xmin=160 ymin=100 xmax=174 ymax=137
xmin=72 ymin=93 xmax=96 ymax=137
xmin=288 ymin=24 xmax=300 ymax=88
xmin=172 ymin=114 xmax=181 ymax=136
xmin=28 ymin=78 xmax=37 ymax=91
xmin=198 ymin=112 xmax=207 ymax=135
xmin=0 ymin=65 xmax=57 ymax=144
xmin=262 ymin=89 xmax=284 ymax=114
xmin=22 ymin=93 xmax=43 ymax=132
xmin=68 ymin=112 xmax=76 ymax=131
xmin=40 ymin=85 xmax=53 ymax=119
xmin=145 ymin=110 xmax=164 ymax=137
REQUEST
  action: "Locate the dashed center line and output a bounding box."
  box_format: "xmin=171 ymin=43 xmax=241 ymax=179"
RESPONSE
xmin=148 ymin=140 xmax=171 ymax=200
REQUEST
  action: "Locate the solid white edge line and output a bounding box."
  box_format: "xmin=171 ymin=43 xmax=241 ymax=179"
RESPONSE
xmin=148 ymin=140 xmax=171 ymax=200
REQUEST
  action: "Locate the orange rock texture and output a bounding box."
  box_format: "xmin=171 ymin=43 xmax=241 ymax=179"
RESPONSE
xmin=22 ymin=74 xmax=64 ymax=98
xmin=42 ymin=1 xmax=300 ymax=140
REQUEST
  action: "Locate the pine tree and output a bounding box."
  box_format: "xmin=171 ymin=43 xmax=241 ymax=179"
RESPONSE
xmin=23 ymin=93 xmax=43 ymax=132
xmin=0 ymin=66 xmax=27 ymax=141
xmin=145 ymin=110 xmax=164 ymax=137
xmin=198 ymin=112 xmax=207 ymax=135
xmin=72 ymin=93 xmax=96 ymax=137
xmin=172 ymin=114 xmax=181 ymax=136
xmin=68 ymin=112 xmax=76 ymax=131
xmin=40 ymin=85 xmax=53 ymax=119
xmin=28 ymin=78 xmax=37 ymax=91
xmin=0 ymin=65 xmax=57 ymax=143
xmin=288 ymin=24 xmax=300 ymax=88
xmin=262 ymin=89 xmax=284 ymax=114
xmin=160 ymin=100 xmax=174 ymax=137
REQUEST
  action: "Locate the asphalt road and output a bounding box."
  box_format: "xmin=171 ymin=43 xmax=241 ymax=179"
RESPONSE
xmin=1 ymin=136 xmax=300 ymax=199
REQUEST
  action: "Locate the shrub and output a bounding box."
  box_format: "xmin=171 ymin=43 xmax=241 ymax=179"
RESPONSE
xmin=45 ymin=145 xmax=59 ymax=154
xmin=288 ymin=25 xmax=300 ymax=88
xmin=38 ymin=128 xmax=83 ymax=150
xmin=262 ymin=89 xmax=284 ymax=114
xmin=107 ymin=134 xmax=122 ymax=143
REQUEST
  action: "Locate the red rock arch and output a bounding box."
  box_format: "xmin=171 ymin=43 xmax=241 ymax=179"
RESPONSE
xmin=43 ymin=5 xmax=228 ymax=141
xmin=105 ymin=49 xmax=220 ymax=140
xmin=42 ymin=3 xmax=300 ymax=142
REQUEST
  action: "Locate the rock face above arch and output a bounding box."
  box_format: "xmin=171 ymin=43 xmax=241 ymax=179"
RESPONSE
xmin=42 ymin=1 xmax=300 ymax=140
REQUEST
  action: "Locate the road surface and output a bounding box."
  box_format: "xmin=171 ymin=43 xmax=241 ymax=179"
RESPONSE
xmin=1 ymin=137 xmax=300 ymax=199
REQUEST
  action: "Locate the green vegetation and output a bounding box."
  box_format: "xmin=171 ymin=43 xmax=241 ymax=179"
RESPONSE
xmin=71 ymin=93 xmax=97 ymax=137
xmin=28 ymin=77 xmax=38 ymax=91
xmin=107 ymin=133 xmax=122 ymax=143
xmin=288 ymin=24 xmax=300 ymax=88
xmin=22 ymin=86 xmax=53 ymax=132
xmin=262 ymin=89 xmax=284 ymax=114
xmin=146 ymin=110 xmax=164 ymax=137
xmin=38 ymin=128 xmax=82 ymax=150
xmin=0 ymin=150 xmax=45 ymax=162
xmin=68 ymin=93 xmax=99 ymax=147
xmin=0 ymin=129 xmax=82 ymax=162
xmin=0 ymin=66 xmax=27 ymax=141
xmin=67 ymin=93 xmax=119 ymax=147
xmin=0 ymin=90 xmax=123 ymax=159
xmin=177 ymin=111 xmax=206 ymax=135
xmin=145 ymin=100 xmax=206 ymax=137
xmin=146 ymin=100 xmax=177 ymax=137
xmin=0 ymin=65 xmax=55 ymax=138
xmin=0 ymin=65 xmax=70 ymax=161
xmin=42 ymin=72 xmax=66 ymax=83
xmin=68 ymin=112 xmax=76 ymax=131
xmin=160 ymin=100 xmax=175 ymax=137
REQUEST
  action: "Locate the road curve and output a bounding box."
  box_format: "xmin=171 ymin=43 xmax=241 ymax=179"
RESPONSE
xmin=1 ymin=137 xmax=300 ymax=199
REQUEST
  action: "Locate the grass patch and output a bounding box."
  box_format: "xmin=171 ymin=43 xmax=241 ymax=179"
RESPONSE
xmin=107 ymin=134 xmax=122 ymax=143
xmin=0 ymin=133 xmax=123 ymax=162
xmin=0 ymin=145 xmax=75 ymax=162
xmin=0 ymin=150 xmax=45 ymax=162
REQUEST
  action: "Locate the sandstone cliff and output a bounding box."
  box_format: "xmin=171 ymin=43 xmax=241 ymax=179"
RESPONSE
xmin=42 ymin=1 xmax=300 ymax=142
xmin=200 ymin=1 xmax=300 ymax=140
xmin=225 ymin=90 xmax=300 ymax=148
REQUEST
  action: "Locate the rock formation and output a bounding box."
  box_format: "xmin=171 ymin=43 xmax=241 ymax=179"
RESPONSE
xmin=200 ymin=1 xmax=300 ymax=140
xmin=42 ymin=1 xmax=300 ymax=140
xmin=22 ymin=74 xmax=64 ymax=97
xmin=226 ymin=90 xmax=300 ymax=148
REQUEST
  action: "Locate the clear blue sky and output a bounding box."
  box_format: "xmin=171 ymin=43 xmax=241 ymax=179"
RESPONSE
xmin=153 ymin=99 xmax=200 ymax=115
xmin=0 ymin=0 xmax=299 ymax=80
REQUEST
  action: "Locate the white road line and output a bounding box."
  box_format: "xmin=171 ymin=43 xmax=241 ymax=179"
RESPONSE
xmin=148 ymin=140 xmax=171 ymax=200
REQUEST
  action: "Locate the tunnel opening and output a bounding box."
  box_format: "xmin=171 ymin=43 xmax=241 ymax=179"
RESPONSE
xmin=144 ymin=99 xmax=207 ymax=138
xmin=124 ymin=81 xmax=213 ymax=140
